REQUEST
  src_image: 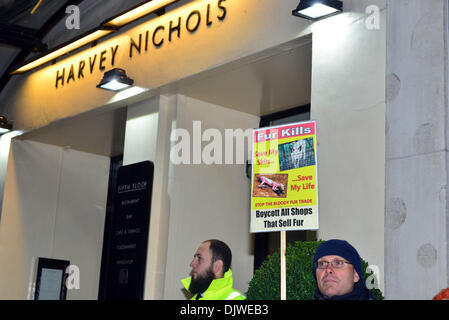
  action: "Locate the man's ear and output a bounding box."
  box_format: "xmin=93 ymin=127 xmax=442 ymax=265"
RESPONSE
xmin=213 ymin=260 xmax=224 ymax=278
xmin=353 ymin=270 xmax=360 ymax=283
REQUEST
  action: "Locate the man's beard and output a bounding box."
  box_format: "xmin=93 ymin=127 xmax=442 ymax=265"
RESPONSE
xmin=189 ymin=268 xmax=215 ymax=295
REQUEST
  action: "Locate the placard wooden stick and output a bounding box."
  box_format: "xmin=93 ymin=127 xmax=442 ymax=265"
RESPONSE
xmin=280 ymin=230 xmax=286 ymax=300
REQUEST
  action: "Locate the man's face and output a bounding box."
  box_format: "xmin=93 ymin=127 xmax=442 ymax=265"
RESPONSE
xmin=190 ymin=242 xmax=214 ymax=280
xmin=316 ymin=255 xmax=360 ymax=298
xmin=188 ymin=242 xmax=215 ymax=294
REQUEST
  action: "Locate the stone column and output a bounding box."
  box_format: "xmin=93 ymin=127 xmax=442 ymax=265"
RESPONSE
xmin=123 ymin=95 xmax=176 ymax=299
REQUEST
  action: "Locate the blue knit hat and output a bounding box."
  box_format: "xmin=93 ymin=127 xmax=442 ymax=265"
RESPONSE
xmin=313 ymin=239 xmax=363 ymax=280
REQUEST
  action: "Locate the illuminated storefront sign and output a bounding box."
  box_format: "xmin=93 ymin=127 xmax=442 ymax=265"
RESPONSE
xmin=54 ymin=0 xmax=227 ymax=88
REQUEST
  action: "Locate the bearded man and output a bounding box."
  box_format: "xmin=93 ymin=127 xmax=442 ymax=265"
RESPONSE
xmin=181 ymin=239 xmax=245 ymax=300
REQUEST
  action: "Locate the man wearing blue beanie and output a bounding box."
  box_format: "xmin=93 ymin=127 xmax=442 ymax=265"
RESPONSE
xmin=313 ymin=239 xmax=376 ymax=300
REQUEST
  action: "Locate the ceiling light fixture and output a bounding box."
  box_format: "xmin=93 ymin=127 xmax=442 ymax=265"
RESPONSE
xmin=11 ymin=0 xmax=182 ymax=75
xmin=11 ymin=29 xmax=114 ymax=74
xmin=97 ymin=68 xmax=134 ymax=92
xmin=292 ymin=0 xmax=343 ymax=21
xmin=103 ymin=0 xmax=181 ymax=28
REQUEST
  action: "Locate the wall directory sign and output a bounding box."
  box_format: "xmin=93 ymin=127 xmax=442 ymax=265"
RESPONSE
xmin=34 ymin=258 xmax=70 ymax=300
xmin=250 ymin=121 xmax=319 ymax=233
xmin=99 ymin=161 xmax=154 ymax=300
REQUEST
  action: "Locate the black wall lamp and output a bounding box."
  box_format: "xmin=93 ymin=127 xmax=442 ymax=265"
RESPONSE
xmin=97 ymin=68 xmax=134 ymax=92
xmin=292 ymin=0 xmax=343 ymax=21
xmin=0 ymin=116 xmax=12 ymax=135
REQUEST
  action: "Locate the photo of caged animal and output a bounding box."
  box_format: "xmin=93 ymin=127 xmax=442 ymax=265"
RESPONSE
xmin=278 ymin=137 xmax=315 ymax=172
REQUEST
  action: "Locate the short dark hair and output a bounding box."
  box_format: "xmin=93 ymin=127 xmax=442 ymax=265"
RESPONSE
xmin=204 ymin=239 xmax=232 ymax=273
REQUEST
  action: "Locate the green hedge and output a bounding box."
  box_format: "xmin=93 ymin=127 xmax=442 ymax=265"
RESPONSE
xmin=246 ymin=240 xmax=383 ymax=300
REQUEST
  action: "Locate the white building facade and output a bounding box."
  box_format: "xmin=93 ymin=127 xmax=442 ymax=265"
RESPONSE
xmin=0 ymin=0 xmax=446 ymax=300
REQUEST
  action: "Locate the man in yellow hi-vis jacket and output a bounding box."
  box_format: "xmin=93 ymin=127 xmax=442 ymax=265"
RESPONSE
xmin=181 ymin=239 xmax=246 ymax=300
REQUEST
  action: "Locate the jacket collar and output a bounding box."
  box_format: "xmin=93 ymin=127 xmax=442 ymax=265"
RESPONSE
xmin=182 ymin=269 xmax=234 ymax=296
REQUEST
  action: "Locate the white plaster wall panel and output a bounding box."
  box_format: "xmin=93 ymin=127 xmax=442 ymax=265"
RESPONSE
xmin=164 ymin=95 xmax=259 ymax=299
xmin=9 ymin=107 xmax=127 ymax=158
xmin=123 ymin=96 xmax=160 ymax=165
xmin=51 ymin=148 xmax=109 ymax=300
xmin=0 ymin=140 xmax=109 ymax=299
xmin=313 ymin=103 xmax=386 ymax=276
xmin=311 ymin=15 xmax=386 ymax=113
xmin=0 ymin=133 xmax=21 ymax=219
xmin=0 ymin=140 xmax=61 ymax=299
xmin=385 ymin=153 xmax=447 ymax=299
xmin=172 ymin=39 xmax=313 ymax=116
xmin=311 ymin=3 xmax=386 ymax=292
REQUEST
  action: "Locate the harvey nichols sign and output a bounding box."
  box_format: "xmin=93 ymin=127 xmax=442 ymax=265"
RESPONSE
xmin=55 ymin=0 xmax=227 ymax=89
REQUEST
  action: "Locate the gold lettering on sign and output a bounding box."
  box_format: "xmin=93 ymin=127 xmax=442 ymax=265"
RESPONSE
xmin=55 ymin=0 xmax=228 ymax=88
